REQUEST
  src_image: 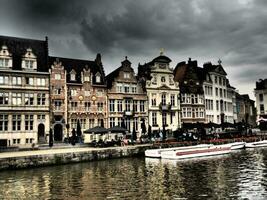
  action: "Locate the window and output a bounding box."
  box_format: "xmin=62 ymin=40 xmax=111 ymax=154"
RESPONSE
xmin=85 ymin=102 xmax=90 ymax=111
xmin=0 ymin=58 xmax=9 ymax=67
xmin=219 ymin=88 xmax=222 ymax=97
xmin=216 ymin=100 xmax=219 ymax=111
xmin=0 ymin=76 xmax=9 ymax=85
xmin=54 ymin=88 xmax=61 ymax=95
xmin=152 ymin=75 xmax=157 ymax=84
xmin=12 ymin=77 xmax=22 ymax=85
xmin=70 ymin=89 xmax=77 ymax=96
xmin=260 ymin=104 xmax=264 ymax=114
xmin=214 ymin=76 xmax=217 ymax=84
xmin=26 ymin=77 xmax=34 ymax=85
xmin=0 ymin=114 xmax=8 ymax=131
xmin=152 ymin=112 xmax=157 ymax=126
xmin=161 ymin=76 xmax=166 ymax=83
xmin=133 ymin=100 xmax=138 ymax=112
xmin=0 ymin=92 xmax=8 ymax=105
xmin=124 ymin=72 xmax=130 ymax=79
xmin=259 ymin=94 xmax=264 ymax=102
xmin=25 ymin=115 xmax=34 ymax=131
xmin=170 ymin=112 xmax=175 ymax=124
xmin=12 ymin=115 xmax=21 ymax=131
xmin=25 ymin=93 xmax=34 ymax=105
xmin=96 ymin=74 xmax=101 ymax=83
xmin=171 ymin=95 xmax=175 ymax=106
xmin=89 ymin=119 xmax=95 ymax=128
xmin=134 ymin=118 xmax=138 ymax=131
xmin=219 ymin=77 xmax=222 ymax=85
xmin=70 ymin=73 xmax=76 ymax=81
xmin=125 ymin=100 xmax=131 ymax=111
xmin=71 ymin=119 xmax=77 ymax=129
xmin=109 ymin=117 xmax=115 ymax=128
xmin=84 ymin=75 xmax=90 ymax=82
xmin=55 ymin=74 xmax=61 ymax=80
xmin=187 ymin=108 xmax=192 ymax=118
xmin=117 ymin=84 xmax=123 ymax=93
xmin=117 ymin=118 xmax=122 ymax=127
xmin=25 ymin=60 xmax=34 ymax=69
xmin=162 ymin=93 xmax=166 ymax=106
xmin=124 ymin=85 xmax=130 ymax=93
xmin=132 ymin=86 xmax=137 ymax=93
xmin=37 ymin=115 xmax=45 ymax=120
xmin=71 ymin=102 xmax=78 ymax=110
xmin=37 ymin=78 xmax=45 ymax=86
xmin=54 ymin=100 xmax=62 ymax=110
xmin=12 ymin=93 xmax=22 ymax=105
xmin=151 ymin=94 xmax=157 ymax=106
xmin=162 ymin=113 xmax=167 ymax=125
xmin=215 ymin=88 xmax=218 ymax=96
xmin=80 ymin=119 xmax=86 ymax=129
xmin=109 ymin=99 xmax=115 ymax=112
xmin=140 ymin=101 xmax=145 ymax=112
xmin=97 ymin=102 xmax=103 ymax=111
xmin=37 ymin=93 xmax=46 ymax=105
xmin=117 ymin=100 xmax=122 ymax=112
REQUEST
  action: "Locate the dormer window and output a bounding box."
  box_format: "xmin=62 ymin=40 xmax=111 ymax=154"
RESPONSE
xmin=70 ymin=70 xmax=76 ymax=81
xmin=84 ymin=75 xmax=90 ymax=82
xmin=0 ymin=45 xmax=12 ymax=68
xmin=95 ymin=72 xmax=101 ymax=83
xmin=22 ymin=48 xmax=37 ymax=70
xmin=161 ymin=76 xmax=166 ymax=83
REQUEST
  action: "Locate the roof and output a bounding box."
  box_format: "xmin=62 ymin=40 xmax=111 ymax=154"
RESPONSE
xmin=203 ymin=62 xmax=227 ymax=76
xmin=0 ymin=35 xmax=48 ymax=72
xmin=106 ymin=57 xmax=135 ymax=89
xmin=174 ymin=59 xmax=204 ymax=94
xmin=152 ymin=55 xmax=172 ymax=63
xmin=255 ymin=79 xmax=267 ymax=90
xmin=49 ymin=54 xmax=106 ymax=85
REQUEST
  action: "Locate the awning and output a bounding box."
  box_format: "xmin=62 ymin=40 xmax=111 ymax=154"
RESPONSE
xmin=108 ymin=126 xmax=128 ymax=133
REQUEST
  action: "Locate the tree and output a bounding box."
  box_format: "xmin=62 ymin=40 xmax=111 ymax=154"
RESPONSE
xmin=71 ymin=128 xmax=76 ymax=145
xmin=76 ymin=119 xmax=82 ymax=143
xmin=162 ymin=124 xmax=166 ymax=141
xmin=49 ymin=128 xmax=53 ymax=147
xmin=141 ymin=119 xmax=146 ymax=135
xmin=148 ymin=125 xmax=152 ymax=140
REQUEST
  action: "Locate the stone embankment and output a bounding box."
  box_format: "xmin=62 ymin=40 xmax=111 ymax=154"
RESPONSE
xmin=0 ymin=145 xmax=151 ymax=171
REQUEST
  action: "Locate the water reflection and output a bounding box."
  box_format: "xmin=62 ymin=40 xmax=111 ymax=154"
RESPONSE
xmin=0 ymin=149 xmax=267 ymax=199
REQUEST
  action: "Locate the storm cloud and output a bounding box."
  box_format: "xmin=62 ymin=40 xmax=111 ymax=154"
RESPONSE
xmin=1 ymin=0 xmax=267 ymax=98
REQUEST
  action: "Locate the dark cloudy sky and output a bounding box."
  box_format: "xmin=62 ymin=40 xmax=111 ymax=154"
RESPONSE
xmin=1 ymin=0 xmax=266 ymax=99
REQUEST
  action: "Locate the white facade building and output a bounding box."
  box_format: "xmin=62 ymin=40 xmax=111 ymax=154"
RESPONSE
xmin=0 ymin=36 xmax=50 ymax=147
xmin=203 ymin=61 xmax=235 ymax=124
xmin=138 ymin=53 xmax=181 ymax=134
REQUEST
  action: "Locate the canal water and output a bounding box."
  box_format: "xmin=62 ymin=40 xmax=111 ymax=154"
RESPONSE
xmin=0 ymin=148 xmax=267 ymax=200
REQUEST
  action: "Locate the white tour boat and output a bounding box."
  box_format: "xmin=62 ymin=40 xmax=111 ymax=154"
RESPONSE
xmin=160 ymin=144 xmax=231 ymax=160
xmin=220 ymin=142 xmax=246 ymax=150
xmin=144 ymin=144 xmax=212 ymax=158
xmin=245 ymin=140 xmax=267 ymax=148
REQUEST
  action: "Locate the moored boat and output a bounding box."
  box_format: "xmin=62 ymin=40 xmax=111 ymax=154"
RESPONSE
xmin=161 ymin=144 xmax=231 ymax=160
xmin=245 ymin=140 xmax=267 ymax=148
xmin=219 ymin=142 xmax=246 ymax=150
xmin=145 ymin=144 xmax=212 ymax=158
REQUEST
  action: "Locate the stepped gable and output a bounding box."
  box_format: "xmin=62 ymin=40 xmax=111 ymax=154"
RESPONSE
xmin=49 ymin=54 xmax=106 ymax=85
xmin=0 ymin=35 xmax=49 ymax=72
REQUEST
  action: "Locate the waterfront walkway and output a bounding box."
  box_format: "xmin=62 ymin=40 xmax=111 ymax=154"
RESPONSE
xmin=0 ymin=144 xmax=152 ymax=159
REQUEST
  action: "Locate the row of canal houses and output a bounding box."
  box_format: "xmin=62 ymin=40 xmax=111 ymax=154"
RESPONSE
xmin=0 ymin=35 xmax=256 ymax=147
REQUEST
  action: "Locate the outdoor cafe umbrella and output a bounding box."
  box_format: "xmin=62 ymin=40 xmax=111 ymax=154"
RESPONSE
xmin=84 ymin=126 xmax=109 ymax=134
xmin=108 ymin=126 xmax=128 ymax=133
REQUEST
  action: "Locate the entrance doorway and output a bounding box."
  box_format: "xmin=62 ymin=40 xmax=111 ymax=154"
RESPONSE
xmin=54 ymin=123 xmax=63 ymax=142
xmin=38 ymin=123 xmax=45 ymax=143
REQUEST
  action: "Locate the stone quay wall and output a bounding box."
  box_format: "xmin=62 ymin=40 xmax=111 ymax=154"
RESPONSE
xmin=0 ymin=145 xmax=151 ymax=171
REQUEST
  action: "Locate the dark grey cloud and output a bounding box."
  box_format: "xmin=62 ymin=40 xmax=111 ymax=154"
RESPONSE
xmin=0 ymin=0 xmax=267 ymax=99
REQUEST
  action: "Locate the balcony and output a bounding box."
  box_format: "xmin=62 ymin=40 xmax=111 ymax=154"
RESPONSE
xmin=159 ymin=103 xmax=171 ymax=112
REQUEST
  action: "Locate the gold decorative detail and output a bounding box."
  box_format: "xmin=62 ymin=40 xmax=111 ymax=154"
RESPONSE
xmin=78 ymin=95 xmax=84 ymax=101
xmin=91 ymin=95 xmax=97 ymax=101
